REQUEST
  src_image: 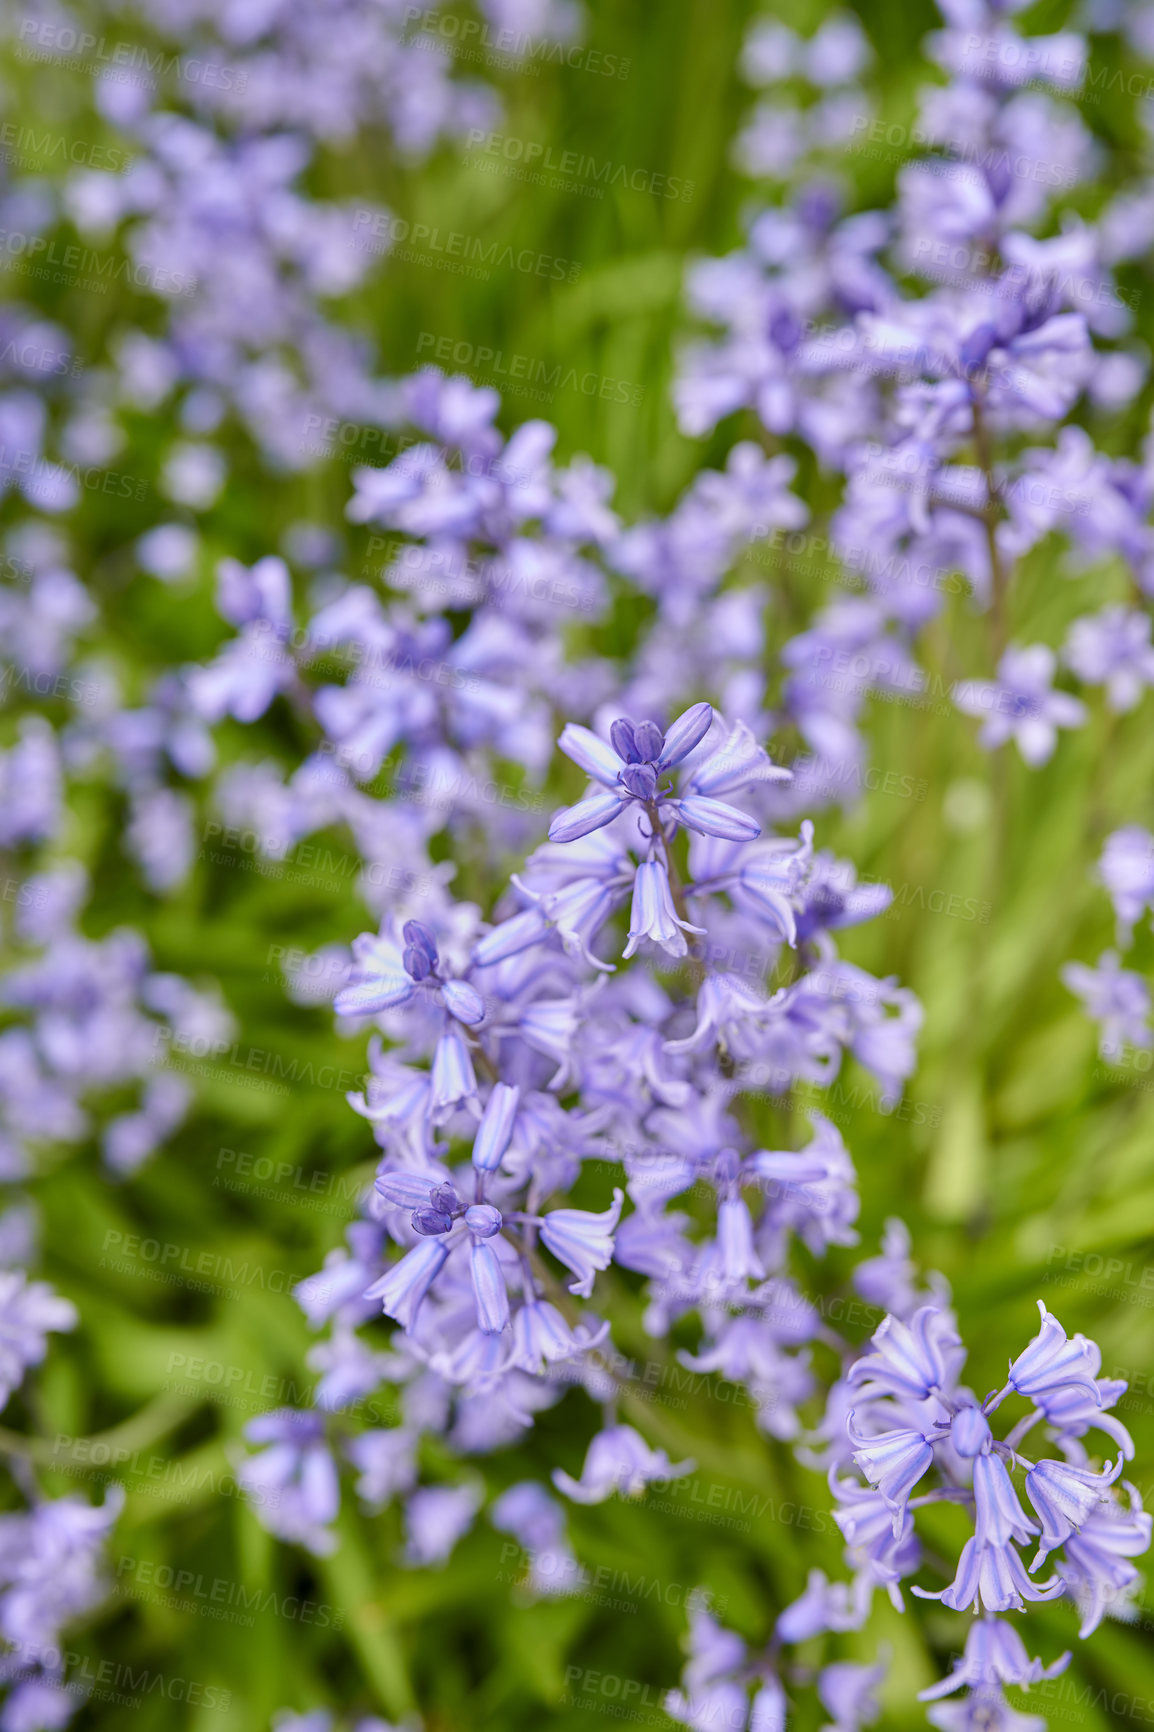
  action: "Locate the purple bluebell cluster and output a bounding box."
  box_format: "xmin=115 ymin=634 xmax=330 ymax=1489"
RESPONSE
xmin=664 ymin=1283 xmax=1147 ymax=1726
xmin=674 ymin=0 xmax=1154 ymax=822
xmin=236 ymin=697 xmax=920 ymax=1567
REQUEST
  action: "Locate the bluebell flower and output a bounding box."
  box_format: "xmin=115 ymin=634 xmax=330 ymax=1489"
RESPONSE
xmin=916 ymin=1534 xmax=1063 ymax=1614
xmin=365 ymin=1237 xmax=451 ymax=1331
xmin=918 ymin=1616 xmax=1069 ymax=1704
xmin=624 ymin=859 xmax=705 ymax=959
xmin=403 ymin=1483 xmax=481 ymax=1568
xmin=847 ymin=1418 xmax=937 ymax=1532
xmin=1056 ymin=1487 xmax=1152 ymax=1636
xmin=549 ymin=704 xmax=774 ymax=847
xmin=817 ymin=1656 xmax=886 ymax=1732
xmin=538 ymin=1189 xmax=624 ymax=1297
xmin=1001 ymin=1301 xmax=1102 ymax=1408
xmin=553 ymin=1423 xmax=693 ymax=1504
xmin=777 ymin=1567 xmax=871 ymax=1640
xmin=1061 ymin=951 xmax=1152 ymax=1059
xmin=509 ymin=1299 xmax=609 ymax=1374
xmin=973 ymin=1453 xmax=1038 ymax=1549
xmin=1065 ymin=604 xmax=1154 ymax=712
xmin=0 ymin=1272 xmax=77 ymax=1410
xmin=953 ymin=646 xmax=1086 ymax=766
xmin=471 ymin=1081 xmax=520 ymax=1172
xmin=239 ymin=1412 xmax=339 ymax=1555
xmin=1025 ymin=1455 xmax=1123 ymax=1568
xmin=1097 ymin=826 xmax=1154 ymax=946
xmin=335 ymin=921 xmax=485 ymax=1024
xmin=466 ymin=1205 xmax=510 ymax=1335
xmin=848 ymin=1304 xmax=962 ymax=1402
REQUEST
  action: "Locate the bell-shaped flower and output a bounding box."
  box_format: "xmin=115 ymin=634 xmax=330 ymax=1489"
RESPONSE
xmin=848 ymin=1304 xmax=962 ymax=1401
xmin=914 ymin=1537 xmax=1063 ymax=1615
xmin=429 ymin=1023 xmax=480 ymax=1122
xmin=684 ymin=716 xmax=791 ymax=797
xmin=776 ymin=1568 xmax=871 ymax=1641
xmin=552 ymin=1422 xmax=693 ymax=1504
xmin=831 ymin=1476 xmax=920 ymax=1598
xmin=334 ymin=932 xmax=413 ymax=1017
xmin=953 ymin=646 xmax=1085 ymax=767
xmin=0 ymin=1272 xmax=77 ymax=1408
xmin=1004 ymin=1301 xmax=1102 ymax=1409
xmin=472 ymin=1082 xmax=520 ymax=1172
xmin=1057 ymin=1486 xmax=1153 ymax=1636
xmin=539 ymin=1188 xmax=623 ymax=1297
xmin=624 ymin=859 xmax=706 ymax=959
xmin=403 ymin=1482 xmax=481 ymax=1567
xmin=1026 ymin=1455 xmax=1122 ymax=1568
xmin=848 ymin=1417 xmax=935 ymax=1533
xmin=974 ymin=1454 xmax=1037 ymax=1549
xmin=365 ymin=1237 xmax=450 ymax=1330
xmin=547 ymin=788 xmax=629 ymax=844
xmin=239 ymin=1412 xmax=339 ymax=1556
xmin=918 ymin=1616 xmax=1070 ymax=1702
xmin=509 ymin=1299 xmax=609 ymax=1374
xmin=717 ymin=1196 xmax=766 ymax=1283
xmin=466 ymin=1205 xmax=509 ymax=1335
xmin=668 ymin=794 xmax=761 ymax=842
xmin=817 ymin=1656 xmax=886 ymax=1732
